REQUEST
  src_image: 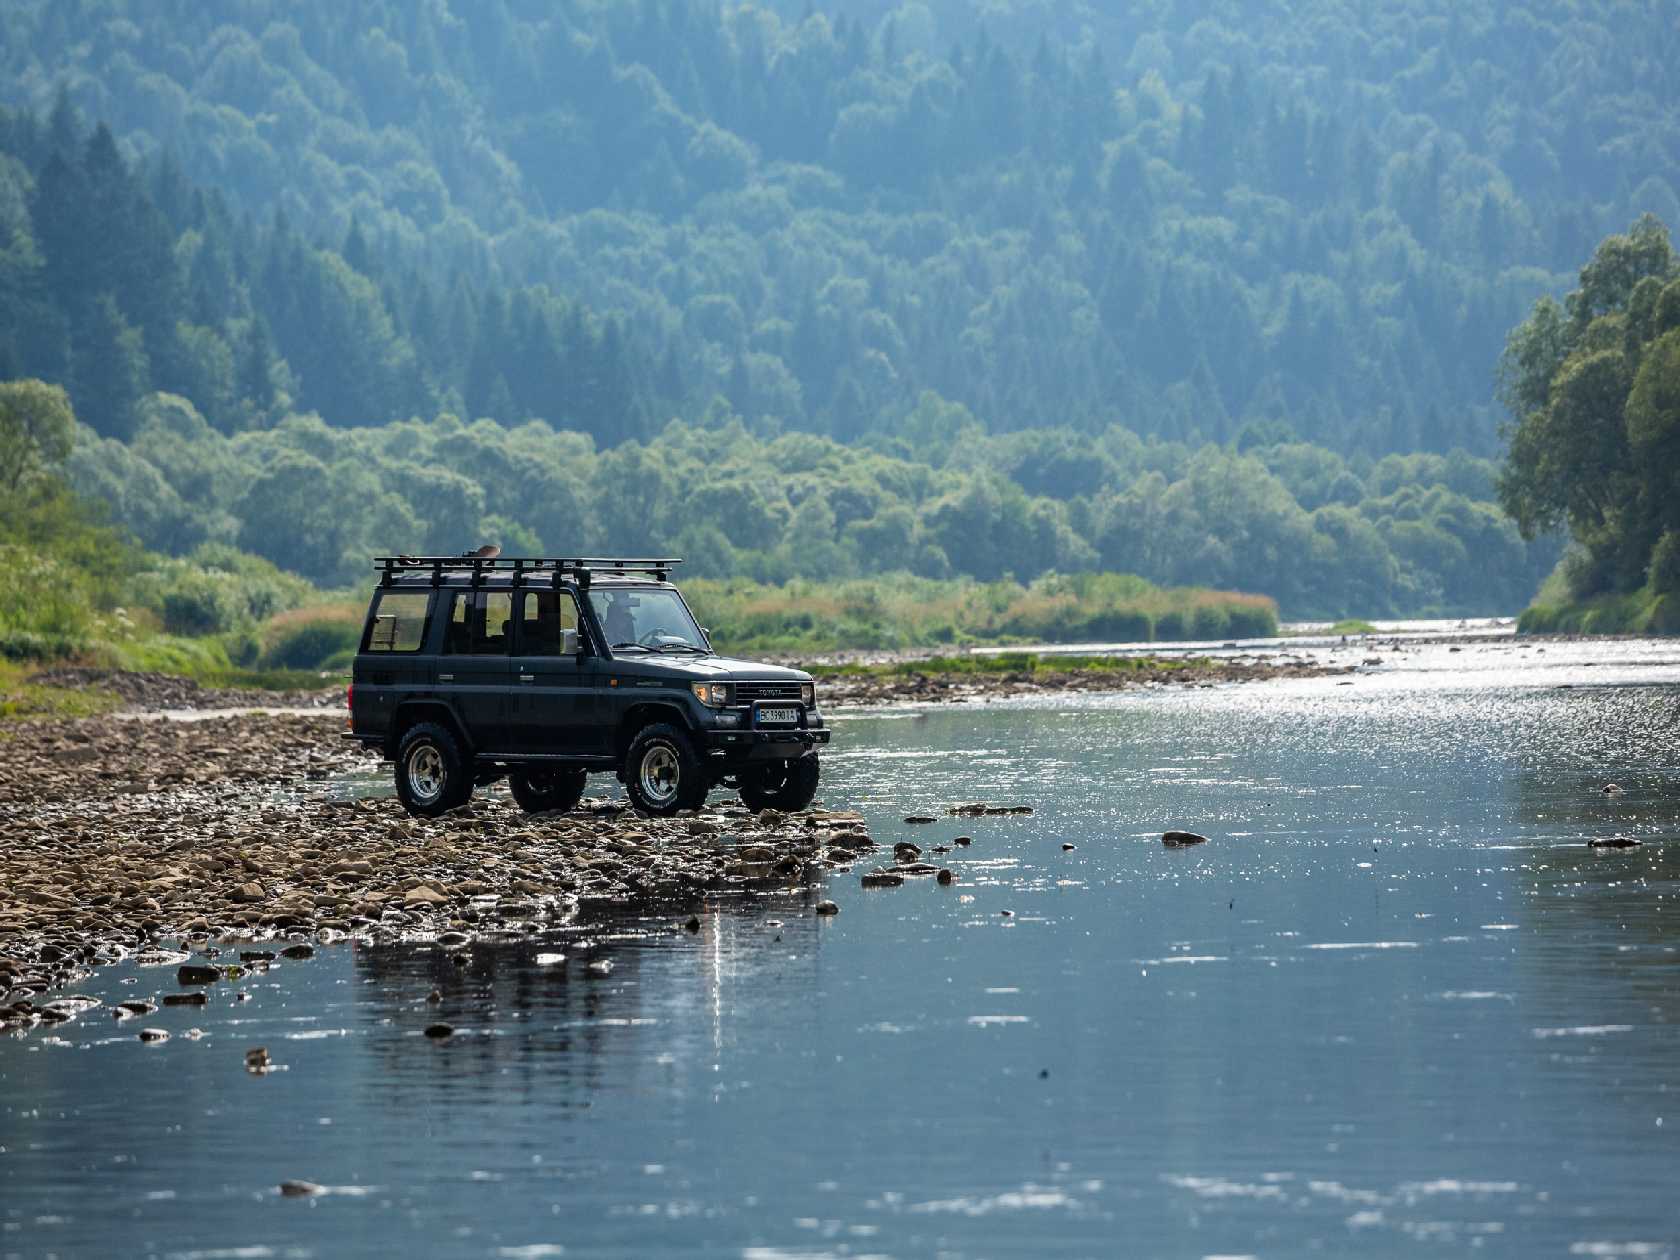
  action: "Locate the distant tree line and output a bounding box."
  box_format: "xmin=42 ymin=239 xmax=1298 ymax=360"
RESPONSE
xmin=60 ymin=389 xmax=1556 ymax=618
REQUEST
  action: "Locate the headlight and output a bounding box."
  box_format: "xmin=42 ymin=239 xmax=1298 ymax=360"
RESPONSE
xmin=800 ymin=681 xmax=815 ymax=706
xmin=691 ymin=681 xmax=732 ymax=707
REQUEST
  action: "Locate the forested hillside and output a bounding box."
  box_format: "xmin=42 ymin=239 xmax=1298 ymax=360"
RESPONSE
xmin=3 ymin=0 xmax=1675 ymax=453
xmin=4 ymin=1 xmax=1671 ymax=619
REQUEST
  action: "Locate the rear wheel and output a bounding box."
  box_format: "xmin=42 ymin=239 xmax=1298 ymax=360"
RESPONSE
xmin=738 ymin=755 xmax=820 ymax=813
xmin=509 ymin=767 xmax=588 ymax=814
xmin=395 ymin=722 xmax=472 ymax=817
xmin=624 ymin=723 xmax=708 ymax=816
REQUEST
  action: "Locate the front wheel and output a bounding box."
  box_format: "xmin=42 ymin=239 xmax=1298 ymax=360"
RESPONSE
xmin=395 ymin=722 xmax=472 ymax=817
xmin=738 ymin=755 xmax=820 ymax=813
xmin=624 ymin=723 xmax=708 ymax=816
xmin=508 ymin=767 xmax=588 ymax=814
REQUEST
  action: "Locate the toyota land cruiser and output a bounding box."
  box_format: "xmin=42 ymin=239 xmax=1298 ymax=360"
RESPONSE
xmin=346 ymin=556 xmax=829 ymax=817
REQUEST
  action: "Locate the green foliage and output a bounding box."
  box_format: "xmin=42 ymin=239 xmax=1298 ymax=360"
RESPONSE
xmin=257 ymin=614 xmax=362 ymax=671
xmin=0 ymin=378 xmax=73 ymax=491
xmin=5 ymin=3 xmax=1674 ymax=459
xmin=60 ymin=397 xmax=1557 ymax=617
xmin=686 ymin=571 xmax=1276 ymax=652
xmin=1650 ymin=532 xmax=1680 ymax=598
xmin=1500 ymin=217 xmax=1680 ymax=617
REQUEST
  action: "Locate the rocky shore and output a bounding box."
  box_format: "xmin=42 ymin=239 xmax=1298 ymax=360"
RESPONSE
xmin=0 ymin=710 xmax=878 ymax=1031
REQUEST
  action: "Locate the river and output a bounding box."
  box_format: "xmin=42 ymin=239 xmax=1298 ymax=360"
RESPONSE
xmin=3 ymin=638 xmax=1678 ymax=1258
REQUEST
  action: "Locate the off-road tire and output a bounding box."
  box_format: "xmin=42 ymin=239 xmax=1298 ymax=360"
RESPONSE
xmin=508 ymin=767 xmax=588 ymax=814
xmin=624 ymin=723 xmax=708 ymax=816
xmin=395 ymin=722 xmax=473 ymax=817
xmin=738 ymin=755 xmax=820 ymax=813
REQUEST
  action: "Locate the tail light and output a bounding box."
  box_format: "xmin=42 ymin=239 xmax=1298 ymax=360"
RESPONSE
xmin=345 ymin=683 xmax=353 ymax=731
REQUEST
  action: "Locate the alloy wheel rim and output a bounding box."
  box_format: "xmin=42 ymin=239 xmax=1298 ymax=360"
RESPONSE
xmin=408 ymin=745 xmax=444 ymax=802
xmin=639 ymin=744 xmax=680 ymax=806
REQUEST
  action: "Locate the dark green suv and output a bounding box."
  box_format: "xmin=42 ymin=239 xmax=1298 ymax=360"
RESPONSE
xmin=347 ymin=556 xmax=829 ymax=817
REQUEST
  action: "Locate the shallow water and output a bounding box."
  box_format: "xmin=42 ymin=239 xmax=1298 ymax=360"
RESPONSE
xmin=5 ymin=640 xmax=1680 ymax=1258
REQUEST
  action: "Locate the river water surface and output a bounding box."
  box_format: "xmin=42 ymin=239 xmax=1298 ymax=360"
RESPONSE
xmin=4 ymin=638 xmax=1679 ymax=1258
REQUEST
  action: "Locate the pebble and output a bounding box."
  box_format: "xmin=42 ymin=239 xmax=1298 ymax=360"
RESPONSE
xmin=279 ymin=1180 xmax=323 ymax=1197
xmin=138 ymin=1027 xmax=169 ymax=1042
xmin=584 ymin=958 xmax=613 ymax=977
xmin=954 ymin=836 xmax=972 ymax=847
xmin=904 ymin=815 xmax=936 ymax=824
xmin=423 ymin=1023 xmax=454 ymax=1039
xmin=814 ymin=900 xmax=840 ymax=915
xmin=861 ymin=871 xmax=904 ymax=888
xmin=936 ymin=869 xmax=954 ymax=885
xmin=163 ymin=992 xmax=207 ymax=1006
xmin=1588 ymin=837 xmax=1642 ymax=848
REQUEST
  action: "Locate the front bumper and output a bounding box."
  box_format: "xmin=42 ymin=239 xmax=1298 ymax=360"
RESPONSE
xmin=703 ymin=727 xmax=831 ymax=762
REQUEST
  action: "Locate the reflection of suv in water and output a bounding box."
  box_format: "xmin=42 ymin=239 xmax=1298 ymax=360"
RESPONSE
xmin=347 ymin=556 xmax=829 ymax=818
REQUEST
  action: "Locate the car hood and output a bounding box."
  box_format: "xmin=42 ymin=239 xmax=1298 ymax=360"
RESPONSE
xmin=621 ymin=654 xmax=810 ymax=682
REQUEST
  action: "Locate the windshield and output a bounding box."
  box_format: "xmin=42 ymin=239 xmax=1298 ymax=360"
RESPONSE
xmin=588 ymin=587 xmax=708 ymax=652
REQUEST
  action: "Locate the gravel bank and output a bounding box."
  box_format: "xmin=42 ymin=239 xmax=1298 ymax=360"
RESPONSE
xmin=812 ymin=655 xmax=1345 ymax=705
xmin=0 ymin=710 xmax=874 ymax=1030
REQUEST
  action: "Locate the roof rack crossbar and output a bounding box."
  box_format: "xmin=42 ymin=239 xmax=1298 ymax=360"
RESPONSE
xmin=374 ymin=556 xmax=683 ymax=586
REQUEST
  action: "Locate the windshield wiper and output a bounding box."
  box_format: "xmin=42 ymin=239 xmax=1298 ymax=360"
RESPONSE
xmin=609 ymin=641 xmax=653 ymax=652
xmin=655 ymin=643 xmax=712 ymax=654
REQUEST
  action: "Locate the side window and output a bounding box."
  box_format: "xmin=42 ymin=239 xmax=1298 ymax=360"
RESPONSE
xmin=443 ymin=592 xmax=472 ymax=654
xmin=516 ymin=591 xmax=580 ymax=656
xmin=364 ymin=591 xmax=431 ymax=652
xmin=473 ymin=591 xmax=513 ymax=655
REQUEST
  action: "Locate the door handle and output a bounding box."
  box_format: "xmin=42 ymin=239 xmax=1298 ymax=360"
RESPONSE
xmin=438 ymin=673 xmax=454 ymax=681
xmin=519 ymin=674 xmax=534 ymax=683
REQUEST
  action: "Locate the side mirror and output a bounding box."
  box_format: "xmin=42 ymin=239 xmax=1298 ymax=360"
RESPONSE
xmin=561 ymin=628 xmax=579 ymax=655
xmin=700 ymin=626 xmax=713 ymax=648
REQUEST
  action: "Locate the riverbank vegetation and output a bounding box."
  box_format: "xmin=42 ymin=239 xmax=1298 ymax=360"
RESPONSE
xmin=1499 ymin=217 xmax=1680 ymax=633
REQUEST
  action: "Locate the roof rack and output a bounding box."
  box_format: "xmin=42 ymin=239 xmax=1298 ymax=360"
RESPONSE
xmin=374 ymin=556 xmax=683 ymax=588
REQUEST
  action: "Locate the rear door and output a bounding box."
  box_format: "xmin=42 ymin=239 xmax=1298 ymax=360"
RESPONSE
xmin=353 ymin=587 xmax=434 ymax=739
xmin=507 ymin=588 xmax=605 ymax=755
xmin=438 ymin=589 xmax=514 ymax=753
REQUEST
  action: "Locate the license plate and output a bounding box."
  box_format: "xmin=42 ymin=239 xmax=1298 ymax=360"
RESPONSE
xmin=757 ymin=705 xmax=799 ymax=725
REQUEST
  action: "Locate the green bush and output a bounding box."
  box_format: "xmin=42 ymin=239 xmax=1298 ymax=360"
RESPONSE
xmin=1190 ymin=604 xmax=1231 ymax=640
xmin=159 ymin=572 xmax=243 ymax=636
xmin=1227 ymin=604 xmax=1280 ymax=638
xmin=1154 ymin=610 xmax=1189 ymax=640
xmin=1650 ymin=531 xmax=1680 ymax=596
xmin=259 ymin=617 xmax=362 ymax=669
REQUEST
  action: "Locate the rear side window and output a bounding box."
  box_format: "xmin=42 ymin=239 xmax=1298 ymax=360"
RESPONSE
xmin=474 ymin=592 xmax=513 ymax=654
xmin=365 ymin=591 xmax=432 ymax=653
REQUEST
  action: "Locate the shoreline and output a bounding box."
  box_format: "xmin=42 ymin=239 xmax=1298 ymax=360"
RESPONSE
xmin=1 ymin=654 xmax=1334 ymax=1023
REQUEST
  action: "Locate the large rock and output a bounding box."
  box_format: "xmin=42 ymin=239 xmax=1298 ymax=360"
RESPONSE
xmin=1162 ymin=831 xmax=1209 ymax=847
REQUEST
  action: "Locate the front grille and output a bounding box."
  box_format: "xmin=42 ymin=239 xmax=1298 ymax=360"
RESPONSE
xmin=737 ymin=681 xmax=802 ymax=702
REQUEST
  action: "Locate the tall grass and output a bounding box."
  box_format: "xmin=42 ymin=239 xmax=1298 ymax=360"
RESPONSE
xmin=685 ymin=572 xmax=1277 ymax=652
